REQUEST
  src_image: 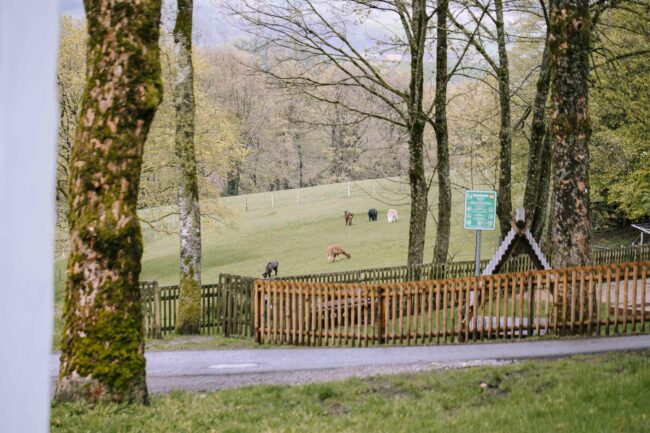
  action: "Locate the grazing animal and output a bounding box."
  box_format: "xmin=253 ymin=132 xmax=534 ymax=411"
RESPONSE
xmin=368 ymin=208 xmax=378 ymax=221
xmin=387 ymin=208 xmax=399 ymax=223
xmin=344 ymin=210 xmax=354 ymax=226
xmin=327 ymin=245 xmax=351 ymax=262
xmin=262 ymin=260 xmax=279 ymax=278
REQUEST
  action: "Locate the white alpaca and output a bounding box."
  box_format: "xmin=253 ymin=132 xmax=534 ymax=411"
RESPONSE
xmin=387 ymin=209 xmax=398 ymax=223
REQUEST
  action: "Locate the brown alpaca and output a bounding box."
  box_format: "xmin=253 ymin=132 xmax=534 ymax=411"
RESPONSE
xmin=344 ymin=210 xmax=353 ymax=226
xmin=327 ymin=245 xmax=351 ymax=262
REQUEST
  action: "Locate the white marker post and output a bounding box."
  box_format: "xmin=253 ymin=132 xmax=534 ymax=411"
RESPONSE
xmin=464 ymin=191 xmax=497 ymax=275
xmin=0 ymin=2 xmax=58 ymax=432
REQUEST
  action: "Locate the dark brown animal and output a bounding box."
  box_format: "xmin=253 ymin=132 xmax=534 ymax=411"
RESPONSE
xmin=262 ymin=260 xmax=279 ymax=278
xmin=327 ymin=245 xmax=351 ymax=262
xmin=344 ymin=210 xmax=354 ymax=226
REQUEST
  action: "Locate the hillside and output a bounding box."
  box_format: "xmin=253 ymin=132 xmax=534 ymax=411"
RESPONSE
xmin=139 ymin=176 xmax=501 ymax=284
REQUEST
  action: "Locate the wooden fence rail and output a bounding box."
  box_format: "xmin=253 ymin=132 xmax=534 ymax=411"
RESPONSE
xmin=140 ymin=274 xmax=256 ymax=338
xmin=254 ymin=261 xmax=650 ymax=346
xmin=140 ymin=243 xmax=650 ymax=339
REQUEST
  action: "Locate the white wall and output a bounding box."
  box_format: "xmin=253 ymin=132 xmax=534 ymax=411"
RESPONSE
xmin=0 ymin=2 xmax=58 ymax=432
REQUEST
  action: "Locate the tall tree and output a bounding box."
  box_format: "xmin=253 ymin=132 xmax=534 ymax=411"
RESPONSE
xmin=523 ymin=0 xmax=553 ymax=241
xmin=449 ymin=0 xmax=514 ymax=238
xmin=173 ymin=0 xmax=202 ymax=334
xmin=432 ymin=0 xmax=452 ymax=263
xmin=549 ymin=0 xmax=592 ymax=270
xmin=56 ymin=0 xmax=163 ymax=403
xmin=55 ymin=17 xmax=86 ymax=256
xmin=589 ymin=3 xmax=650 ymax=222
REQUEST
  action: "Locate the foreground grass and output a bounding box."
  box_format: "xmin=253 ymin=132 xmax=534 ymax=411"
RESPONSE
xmin=144 ymin=335 xmax=259 ymax=351
xmin=51 ymin=350 xmax=650 ymax=433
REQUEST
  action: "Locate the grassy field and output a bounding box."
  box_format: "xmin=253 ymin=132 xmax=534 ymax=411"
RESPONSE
xmin=54 ymin=175 xmax=501 ymax=286
xmin=140 ymin=176 xmax=504 ymax=283
xmin=50 ymin=350 xmax=650 ymax=433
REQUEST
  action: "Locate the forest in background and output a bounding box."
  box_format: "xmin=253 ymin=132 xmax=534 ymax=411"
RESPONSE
xmin=55 ymin=2 xmax=649 ymax=256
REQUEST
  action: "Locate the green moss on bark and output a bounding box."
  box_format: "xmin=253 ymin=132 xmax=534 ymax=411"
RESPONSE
xmin=174 ymin=0 xmax=202 ymax=334
xmin=549 ymin=0 xmax=593 ymax=328
xmin=55 ymin=0 xmax=163 ymax=404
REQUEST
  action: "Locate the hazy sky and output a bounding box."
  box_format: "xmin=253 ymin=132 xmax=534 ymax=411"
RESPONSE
xmin=58 ymin=0 xmax=246 ymax=45
xmin=57 ymin=0 xmax=399 ymax=56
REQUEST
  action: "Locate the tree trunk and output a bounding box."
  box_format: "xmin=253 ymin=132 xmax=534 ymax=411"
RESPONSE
xmin=550 ymin=0 xmax=592 ymax=327
xmin=549 ymin=0 xmax=592 ymax=269
xmin=56 ymin=0 xmax=163 ymax=404
xmin=297 ymin=141 xmax=305 ymax=188
xmin=433 ymin=0 xmax=451 ymax=264
xmin=532 ymin=129 xmax=553 ymax=240
xmin=407 ymin=0 xmax=429 ymax=266
xmin=495 ymin=0 xmax=513 ymax=238
xmin=174 ymin=0 xmax=202 ymax=335
xmin=524 ymin=14 xmax=553 ymax=231
xmin=226 ymin=163 xmax=241 ymax=196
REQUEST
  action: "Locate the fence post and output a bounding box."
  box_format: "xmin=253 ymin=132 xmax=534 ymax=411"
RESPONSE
xmin=225 ymin=276 xmax=231 ymax=337
xmin=378 ymin=285 xmax=386 ymax=344
xmin=347 ymin=182 xmax=351 ymax=197
xmin=153 ymin=281 xmax=162 ymax=339
xmin=253 ymin=280 xmax=260 ymax=343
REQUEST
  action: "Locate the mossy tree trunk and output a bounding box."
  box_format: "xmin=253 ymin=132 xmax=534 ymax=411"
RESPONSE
xmin=494 ymin=0 xmax=514 ymax=239
xmin=56 ymin=0 xmax=163 ymax=404
xmin=174 ymin=0 xmax=202 ymax=334
xmin=532 ymin=129 xmax=553 ymax=241
xmin=406 ymin=0 xmax=429 ymax=266
xmin=432 ymin=0 xmax=451 ymax=264
xmin=524 ymin=2 xmax=554 ymax=240
xmin=549 ymin=0 xmax=592 ymax=324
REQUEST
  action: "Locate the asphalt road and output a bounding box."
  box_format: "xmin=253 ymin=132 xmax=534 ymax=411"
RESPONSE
xmin=49 ymin=335 xmax=650 ymax=395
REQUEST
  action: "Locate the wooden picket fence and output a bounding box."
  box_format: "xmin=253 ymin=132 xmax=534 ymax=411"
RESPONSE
xmin=140 ymin=274 xmax=256 ymax=338
xmin=254 ymin=261 xmax=650 ymax=346
xmin=140 ymin=243 xmax=650 ymax=340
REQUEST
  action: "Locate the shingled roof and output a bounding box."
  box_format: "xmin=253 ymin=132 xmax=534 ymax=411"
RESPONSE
xmin=482 ymin=208 xmax=550 ymax=276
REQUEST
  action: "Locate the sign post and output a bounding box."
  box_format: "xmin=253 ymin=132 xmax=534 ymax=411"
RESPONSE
xmin=464 ymin=191 xmax=497 ymax=275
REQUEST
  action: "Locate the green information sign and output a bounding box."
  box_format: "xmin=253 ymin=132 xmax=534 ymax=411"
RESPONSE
xmin=464 ymin=190 xmax=497 ymax=231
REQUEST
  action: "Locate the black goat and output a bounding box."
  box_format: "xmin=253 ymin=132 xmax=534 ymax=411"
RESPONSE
xmin=368 ymin=208 xmax=378 ymax=221
xmin=262 ymin=260 xmax=279 ymax=279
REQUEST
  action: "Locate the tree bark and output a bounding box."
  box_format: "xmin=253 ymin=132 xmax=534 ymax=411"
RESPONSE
xmin=532 ymin=128 xmax=553 ymax=241
xmin=549 ymin=0 xmax=592 ymax=270
xmin=407 ymin=0 xmax=429 ymax=265
xmin=174 ymin=0 xmax=202 ymax=334
xmin=495 ymin=0 xmax=514 ymax=238
xmin=433 ymin=0 xmax=451 ymax=264
xmin=524 ymin=8 xmax=553 ymax=234
xmin=56 ymin=0 xmax=163 ymax=404
xmin=226 ymin=163 xmax=241 ymax=196
xmin=550 ymin=0 xmax=592 ymax=328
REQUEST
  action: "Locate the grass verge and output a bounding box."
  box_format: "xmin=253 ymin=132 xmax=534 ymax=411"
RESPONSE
xmin=144 ymin=335 xmax=258 ymax=351
xmin=51 ymin=350 xmax=650 ymax=433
